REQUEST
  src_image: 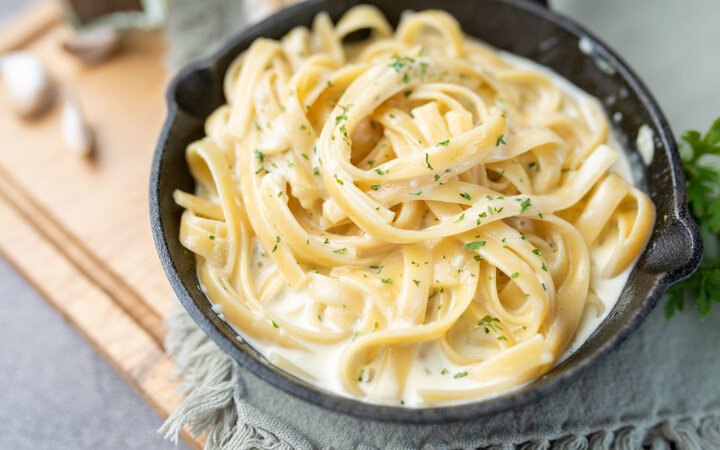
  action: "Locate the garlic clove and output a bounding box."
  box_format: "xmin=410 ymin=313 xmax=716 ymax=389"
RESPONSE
xmin=62 ymin=27 xmax=121 ymax=64
xmin=0 ymin=52 xmax=54 ymax=118
xmin=61 ymin=100 xmax=93 ymax=157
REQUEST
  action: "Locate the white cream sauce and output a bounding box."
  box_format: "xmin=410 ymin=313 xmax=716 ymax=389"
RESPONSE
xmin=211 ymin=49 xmax=644 ymax=407
xmin=636 ymin=124 xmax=655 ymax=165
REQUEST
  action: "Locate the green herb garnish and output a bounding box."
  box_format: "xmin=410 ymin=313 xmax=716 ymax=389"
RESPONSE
xmin=477 ymin=315 xmax=503 ymax=334
xmin=519 ymin=198 xmax=532 ymax=214
xmin=463 ymin=241 xmax=486 ymax=250
xmin=666 ymin=117 xmax=720 ymax=318
xmin=425 ymin=153 xmax=433 ymax=170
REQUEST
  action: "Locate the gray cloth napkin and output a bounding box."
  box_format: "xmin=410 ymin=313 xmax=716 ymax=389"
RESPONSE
xmin=160 ymin=1 xmax=720 ymax=448
xmin=161 ymin=304 xmax=720 ymax=449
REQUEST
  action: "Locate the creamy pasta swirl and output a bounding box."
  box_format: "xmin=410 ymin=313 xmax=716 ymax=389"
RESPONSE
xmin=174 ymin=5 xmax=655 ymax=406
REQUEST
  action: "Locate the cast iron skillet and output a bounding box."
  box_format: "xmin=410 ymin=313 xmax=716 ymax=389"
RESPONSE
xmin=150 ymin=0 xmax=702 ymax=423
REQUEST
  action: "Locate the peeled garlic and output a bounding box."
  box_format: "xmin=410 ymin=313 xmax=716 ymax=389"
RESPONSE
xmin=63 ymin=27 xmax=121 ymax=64
xmin=0 ymin=52 xmax=53 ymax=117
xmin=61 ymin=100 xmax=93 ymax=157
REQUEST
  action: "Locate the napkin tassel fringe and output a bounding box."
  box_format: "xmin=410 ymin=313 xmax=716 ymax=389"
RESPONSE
xmin=158 ymin=306 xmax=310 ymax=450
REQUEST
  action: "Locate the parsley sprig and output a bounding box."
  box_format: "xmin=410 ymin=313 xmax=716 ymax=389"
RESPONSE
xmin=666 ymin=117 xmax=720 ymax=318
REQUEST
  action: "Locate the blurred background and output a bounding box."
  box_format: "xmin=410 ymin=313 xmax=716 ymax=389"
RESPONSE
xmin=0 ymin=0 xmax=717 ymax=448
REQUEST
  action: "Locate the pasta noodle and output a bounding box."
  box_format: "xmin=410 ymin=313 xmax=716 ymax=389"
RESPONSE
xmin=174 ymin=5 xmax=655 ymax=406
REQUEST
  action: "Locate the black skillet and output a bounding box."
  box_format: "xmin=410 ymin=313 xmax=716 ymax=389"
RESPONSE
xmin=150 ymin=0 xmax=702 ymax=423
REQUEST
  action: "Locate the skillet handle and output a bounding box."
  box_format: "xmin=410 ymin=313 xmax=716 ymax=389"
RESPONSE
xmin=642 ymin=209 xmax=703 ymax=285
xmin=665 ymin=212 xmax=704 ymax=285
xmin=525 ymin=0 xmax=549 ymax=8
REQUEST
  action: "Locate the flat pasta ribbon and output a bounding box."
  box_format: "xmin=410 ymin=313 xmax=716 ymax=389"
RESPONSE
xmin=175 ymin=5 xmax=655 ymax=406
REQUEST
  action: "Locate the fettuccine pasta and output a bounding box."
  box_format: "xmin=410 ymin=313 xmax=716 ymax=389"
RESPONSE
xmin=174 ymin=6 xmax=655 ymax=406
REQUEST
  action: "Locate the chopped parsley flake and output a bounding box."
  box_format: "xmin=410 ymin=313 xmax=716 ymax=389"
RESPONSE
xmin=463 ymin=241 xmax=487 ymax=250
xmin=453 ymin=371 xmax=468 ymax=379
xmin=436 ymin=140 xmax=449 ymax=147
xmin=459 ymin=192 xmax=471 ymax=201
xmin=388 ymin=55 xmax=414 ymax=72
xmin=519 ymin=198 xmax=532 ymax=214
xmin=496 ymin=134 xmax=506 ymax=146
xmin=271 ymin=236 xmax=281 ymax=253
xmin=370 ymin=264 xmax=384 ymax=274
xmin=477 ymin=315 xmax=503 ymax=334
xmin=425 ymin=153 xmax=433 ymax=170
xmin=333 ymin=248 xmax=347 ymax=254
xmin=339 ymin=123 xmax=349 ymax=140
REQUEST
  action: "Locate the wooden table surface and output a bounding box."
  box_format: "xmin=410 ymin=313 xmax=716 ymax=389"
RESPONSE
xmin=0 ymin=2 xmax=189 ymax=449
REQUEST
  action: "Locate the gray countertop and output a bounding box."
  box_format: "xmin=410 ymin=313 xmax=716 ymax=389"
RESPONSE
xmin=0 ymin=257 xmax=181 ymax=450
xmin=0 ymin=1 xmax=718 ymax=449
